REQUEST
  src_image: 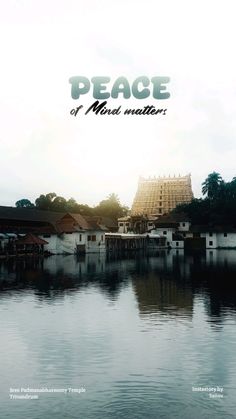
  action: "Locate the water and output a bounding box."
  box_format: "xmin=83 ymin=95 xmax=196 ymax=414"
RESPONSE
xmin=0 ymin=250 xmax=236 ymax=419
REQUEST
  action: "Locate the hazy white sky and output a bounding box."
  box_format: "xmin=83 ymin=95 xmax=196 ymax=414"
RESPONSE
xmin=0 ymin=0 xmax=236 ymax=208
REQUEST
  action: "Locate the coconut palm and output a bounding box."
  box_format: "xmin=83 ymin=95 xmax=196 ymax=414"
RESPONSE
xmin=202 ymin=172 xmax=223 ymax=199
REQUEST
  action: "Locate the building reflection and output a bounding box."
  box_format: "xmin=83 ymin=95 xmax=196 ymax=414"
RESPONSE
xmin=131 ymin=252 xmax=194 ymax=319
xmin=1 ymin=250 xmax=236 ymax=322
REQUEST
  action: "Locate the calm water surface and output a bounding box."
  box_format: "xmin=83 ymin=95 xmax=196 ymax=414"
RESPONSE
xmin=0 ymin=250 xmax=236 ymax=419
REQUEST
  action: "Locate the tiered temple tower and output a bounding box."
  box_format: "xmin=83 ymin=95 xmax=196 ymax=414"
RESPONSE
xmin=131 ymin=174 xmax=193 ymax=216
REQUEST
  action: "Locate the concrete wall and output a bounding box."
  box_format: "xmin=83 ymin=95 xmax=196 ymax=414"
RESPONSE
xmin=39 ymin=231 xmax=106 ymax=254
xmin=216 ymin=233 xmax=236 ymax=248
xmin=154 ymin=228 xmax=175 ymax=245
xmin=152 ymin=228 xmax=184 ymax=248
xmin=39 ymin=232 xmax=84 ymax=254
xmin=200 ymin=232 xmax=217 ymax=249
xmin=85 ymin=231 xmax=106 ymax=253
xmin=118 ymin=222 xmax=130 ymax=233
xmin=178 ymin=221 xmax=191 ymax=232
xmin=200 ymin=232 xmax=236 ymax=249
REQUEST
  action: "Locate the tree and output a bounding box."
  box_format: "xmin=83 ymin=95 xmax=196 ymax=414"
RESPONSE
xmin=202 ymin=172 xmax=223 ymax=199
xmin=35 ymin=193 xmax=57 ymax=210
xmin=51 ymin=196 xmax=67 ymax=212
xmin=93 ymin=193 xmax=129 ymax=220
xmin=64 ymin=198 xmax=93 ymax=215
xmin=175 ymin=173 xmax=236 ymax=226
xmin=75 ymin=204 xmax=93 ymax=215
xmin=15 ymin=192 xmax=129 ymax=218
xmin=15 ymin=199 xmax=34 ymax=208
xmin=65 ymin=198 xmax=78 ymax=212
xmin=228 ymin=177 xmax=236 ymax=200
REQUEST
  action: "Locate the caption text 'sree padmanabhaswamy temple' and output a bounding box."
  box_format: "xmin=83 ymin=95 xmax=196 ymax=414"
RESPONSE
xmin=131 ymin=174 xmax=194 ymax=216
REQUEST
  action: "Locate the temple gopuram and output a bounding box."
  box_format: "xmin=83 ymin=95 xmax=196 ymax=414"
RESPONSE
xmin=131 ymin=174 xmax=193 ymax=216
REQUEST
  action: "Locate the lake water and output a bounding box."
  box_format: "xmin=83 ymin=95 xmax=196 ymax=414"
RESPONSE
xmin=0 ymin=250 xmax=236 ymax=419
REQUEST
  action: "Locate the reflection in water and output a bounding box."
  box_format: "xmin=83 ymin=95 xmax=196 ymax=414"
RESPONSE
xmin=0 ymin=250 xmax=236 ymax=419
xmin=1 ymin=250 xmax=236 ymax=320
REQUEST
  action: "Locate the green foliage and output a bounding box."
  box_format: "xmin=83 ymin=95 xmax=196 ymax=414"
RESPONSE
xmin=201 ymin=172 xmax=223 ymax=199
xmin=93 ymin=193 xmax=129 ymax=220
xmin=34 ymin=192 xmax=94 ymax=214
xmin=15 ymin=199 xmax=34 ymax=208
xmin=16 ymin=192 xmax=128 ymax=220
xmin=174 ymin=173 xmax=236 ymax=225
xmin=35 ymin=193 xmax=57 ymax=210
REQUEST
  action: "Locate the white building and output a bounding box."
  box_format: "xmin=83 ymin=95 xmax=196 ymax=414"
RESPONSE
xmin=38 ymin=213 xmax=106 ymax=254
xmin=191 ymin=228 xmax=236 ymax=249
xmin=151 ymin=215 xmax=186 ymax=249
xmin=118 ymin=216 xmax=131 ymax=233
xmin=152 ymin=213 xmax=236 ymax=250
xmin=0 ymin=207 xmax=107 ymax=255
xmin=118 ymin=215 xmax=158 ymax=234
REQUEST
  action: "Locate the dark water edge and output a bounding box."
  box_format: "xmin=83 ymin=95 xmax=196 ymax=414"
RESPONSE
xmin=0 ymin=250 xmax=236 ymax=419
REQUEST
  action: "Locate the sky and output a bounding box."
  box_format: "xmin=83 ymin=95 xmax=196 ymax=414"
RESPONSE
xmin=0 ymin=0 xmax=236 ymax=208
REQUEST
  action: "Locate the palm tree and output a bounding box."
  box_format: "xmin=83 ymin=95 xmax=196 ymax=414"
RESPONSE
xmin=202 ymin=172 xmax=223 ymax=199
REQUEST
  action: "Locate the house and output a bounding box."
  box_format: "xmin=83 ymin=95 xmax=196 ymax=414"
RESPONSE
xmin=151 ymin=213 xmax=189 ymax=249
xmin=52 ymin=213 xmax=106 ymax=254
xmin=117 ymin=214 xmax=158 ymax=234
xmin=14 ymin=233 xmax=48 ymax=255
xmin=118 ymin=216 xmax=131 ymax=233
xmin=87 ymin=216 xmax=117 ymax=232
xmin=0 ymin=206 xmax=106 ymax=255
xmin=189 ymin=225 xmax=236 ymax=249
xmin=151 ymin=212 xmax=236 ymax=250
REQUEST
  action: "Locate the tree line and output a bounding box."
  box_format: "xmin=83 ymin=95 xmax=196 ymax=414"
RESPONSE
xmin=15 ymin=193 xmax=129 ymax=221
xmin=174 ymin=172 xmax=236 ymax=225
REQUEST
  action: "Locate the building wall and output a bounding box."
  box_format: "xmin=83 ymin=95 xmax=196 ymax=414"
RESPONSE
xmin=154 ymin=228 xmax=175 ymax=246
xmin=39 ymin=231 xmax=106 ymax=254
xmin=118 ymin=222 xmax=130 ymax=234
xmin=199 ymin=232 xmax=236 ymax=249
xmin=85 ymin=231 xmax=106 ymax=253
xmin=200 ymin=232 xmax=217 ymax=249
xmin=178 ymin=221 xmax=191 ymax=232
xmin=39 ymin=232 xmax=84 ymax=254
xmin=152 ymin=227 xmax=184 ymax=248
xmin=216 ymin=233 xmax=236 ymax=248
xmin=184 ymin=232 xmax=194 ymax=238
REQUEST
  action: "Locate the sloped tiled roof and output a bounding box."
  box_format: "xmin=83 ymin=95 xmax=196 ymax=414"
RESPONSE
xmin=0 ymin=206 xmax=63 ymax=222
xmin=190 ymin=225 xmax=236 ymax=233
xmin=91 ymin=216 xmax=117 ymax=229
xmin=0 ymin=206 xmax=104 ymax=233
xmin=84 ymin=216 xmax=107 ymax=231
xmin=15 ymin=233 xmax=48 ymax=245
xmin=155 ymin=213 xmax=190 ymax=226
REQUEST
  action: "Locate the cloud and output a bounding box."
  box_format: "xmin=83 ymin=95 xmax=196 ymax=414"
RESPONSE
xmin=0 ymin=0 xmax=236 ymax=206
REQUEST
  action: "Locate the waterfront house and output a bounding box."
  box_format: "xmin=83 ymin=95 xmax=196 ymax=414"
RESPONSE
xmin=0 ymin=206 xmax=106 ymax=255
xmin=118 ymin=216 xmax=131 ymax=233
xmin=41 ymin=212 xmax=106 ymax=254
xmin=189 ymin=225 xmax=236 ymax=249
xmin=118 ymin=215 xmax=158 ymax=234
xmin=151 ymin=213 xmax=188 ymax=249
xmin=151 ymin=213 xmax=236 ymax=250
xmin=15 ymin=233 xmax=48 ymax=255
xmin=88 ymin=216 xmax=118 ymax=232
